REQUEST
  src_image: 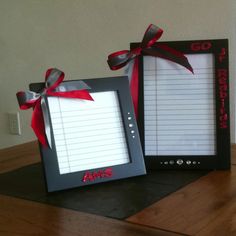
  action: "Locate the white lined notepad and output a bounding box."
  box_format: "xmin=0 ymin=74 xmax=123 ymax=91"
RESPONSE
xmin=48 ymin=91 xmax=130 ymax=174
xmin=143 ymin=54 xmax=216 ymax=156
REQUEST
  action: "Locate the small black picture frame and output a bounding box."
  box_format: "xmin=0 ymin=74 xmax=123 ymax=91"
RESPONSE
xmin=30 ymin=76 xmax=146 ymax=192
xmin=131 ymin=39 xmax=230 ymax=170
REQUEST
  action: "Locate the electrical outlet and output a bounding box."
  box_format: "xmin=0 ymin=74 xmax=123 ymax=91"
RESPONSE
xmin=8 ymin=112 xmax=21 ymax=135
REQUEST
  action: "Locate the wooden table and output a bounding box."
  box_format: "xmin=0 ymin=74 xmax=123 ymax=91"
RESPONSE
xmin=0 ymin=142 xmax=236 ymax=236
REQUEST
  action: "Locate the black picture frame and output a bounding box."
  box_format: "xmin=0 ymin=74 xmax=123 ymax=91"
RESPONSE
xmin=131 ymin=39 xmax=230 ymax=170
xmin=30 ymin=76 xmax=146 ymax=192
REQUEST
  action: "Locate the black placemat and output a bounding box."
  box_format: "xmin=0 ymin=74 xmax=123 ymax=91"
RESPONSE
xmin=0 ymin=163 xmax=209 ymax=219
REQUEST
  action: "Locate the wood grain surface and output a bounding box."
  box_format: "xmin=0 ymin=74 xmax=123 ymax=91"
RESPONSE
xmin=0 ymin=141 xmax=40 ymax=173
xmin=1 ymin=142 xmax=236 ymax=235
xmin=0 ymin=194 xmax=182 ymax=236
xmin=127 ymin=155 xmax=236 ymax=235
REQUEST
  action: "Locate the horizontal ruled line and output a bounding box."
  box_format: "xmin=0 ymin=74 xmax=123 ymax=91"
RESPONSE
xmin=54 ymin=129 xmax=125 ymax=141
xmin=57 ymin=141 xmax=127 ymax=153
xmin=58 ymin=151 xmax=128 ymax=162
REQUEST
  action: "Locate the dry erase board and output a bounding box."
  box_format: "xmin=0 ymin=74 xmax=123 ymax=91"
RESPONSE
xmin=131 ymin=39 xmax=230 ymax=170
xmin=30 ymin=76 xmax=146 ymax=192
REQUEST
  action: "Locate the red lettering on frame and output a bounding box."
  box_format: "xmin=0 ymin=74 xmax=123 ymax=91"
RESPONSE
xmin=191 ymin=42 xmax=212 ymax=51
xmin=82 ymin=168 xmax=113 ymax=183
xmin=217 ymin=69 xmax=228 ymax=129
xmin=218 ymin=48 xmax=226 ymax=62
xmin=219 ymin=114 xmax=228 ymax=129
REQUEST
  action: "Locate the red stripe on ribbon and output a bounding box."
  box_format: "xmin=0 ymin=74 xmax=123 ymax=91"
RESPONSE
xmin=16 ymin=68 xmax=93 ymax=146
xmin=107 ymin=24 xmax=193 ymax=117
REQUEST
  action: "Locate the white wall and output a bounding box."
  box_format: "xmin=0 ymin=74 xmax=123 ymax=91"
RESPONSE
xmin=0 ymin=0 xmax=235 ymax=148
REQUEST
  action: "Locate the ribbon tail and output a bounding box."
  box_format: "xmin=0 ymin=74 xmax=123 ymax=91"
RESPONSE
xmin=41 ymin=97 xmax=52 ymax=148
xmin=47 ymin=89 xmax=94 ymax=101
xmin=31 ymin=100 xmax=48 ymax=146
xmin=75 ymin=90 xmax=94 ymax=100
xmin=144 ymin=45 xmax=194 ymax=73
xmin=124 ymin=60 xmax=134 ymax=83
xmin=130 ymin=57 xmax=139 ymax=117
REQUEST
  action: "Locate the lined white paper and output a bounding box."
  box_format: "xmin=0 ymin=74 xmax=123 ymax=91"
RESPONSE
xmin=143 ymin=54 xmax=216 ymax=156
xmin=48 ymin=91 xmax=130 ymax=174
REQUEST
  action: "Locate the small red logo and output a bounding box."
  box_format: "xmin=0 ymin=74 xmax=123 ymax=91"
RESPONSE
xmin=191 ymin=41 xmax=212 ymax=51
xmin=82 ymin=168 xmax=113 ymax=183
xmin=218 ymin=48 xmax=226 ymax=62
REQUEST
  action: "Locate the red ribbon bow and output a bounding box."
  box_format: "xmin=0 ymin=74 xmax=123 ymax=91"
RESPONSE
xmin=107 ymin=24 xmax=193 ymax=116
xmin=16 ymin=68 xmax=93 ymax=147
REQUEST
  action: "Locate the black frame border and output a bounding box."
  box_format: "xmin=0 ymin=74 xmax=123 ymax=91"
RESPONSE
xmin=131 ymin=39 xmax=230 ymax=170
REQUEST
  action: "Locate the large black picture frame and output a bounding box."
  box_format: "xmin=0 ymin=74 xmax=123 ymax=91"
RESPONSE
xmin=131 ymin=39 xmax=230 ymax=170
